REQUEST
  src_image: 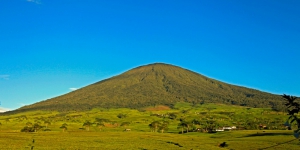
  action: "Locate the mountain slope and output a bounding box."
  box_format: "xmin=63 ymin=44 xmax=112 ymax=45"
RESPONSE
xmin=14 ymin=63 xmax=283 ymax=112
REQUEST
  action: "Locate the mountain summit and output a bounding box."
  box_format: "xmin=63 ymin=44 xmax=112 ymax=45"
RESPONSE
xmin=16 ymin=63 xmax=282 ymax=112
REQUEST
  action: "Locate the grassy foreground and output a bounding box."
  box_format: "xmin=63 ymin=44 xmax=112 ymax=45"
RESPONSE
xmin=1 ymin=103 xmax=299 ymax=149
xmin=0 ymin=130 xmax=299 ymax=150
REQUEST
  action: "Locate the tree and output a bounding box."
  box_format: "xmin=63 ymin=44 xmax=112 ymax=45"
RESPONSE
xmin=283 ymin=94 xmax=300 ymax=138
xmin=33 ymin=123 xmax=42 ymax=132
xmin=44 ymin=121 xmax=51 ymax=129
xmin=94 ymin=118 xmax=109 ymax=131
xmin=21 ymin=122 xmax=37 ymax=132
xmin=159 ymin=121 xmax=169 ymax=133
xmin=83 ymin=120 xmax=93 ymax=131
xmin=202 ymin=119 xmax=216 ymax=133
xmin=192 ymin=119 xmax=201 ymax=126
xmin=149 ymin=121 xmax=161 ymax=132
xmin=257 ymin=94 xmax=300 ymax=149
xmin=177 ymin=121 xmax=188 ymax=134
xmin=21 ymin=126 xmax=34 ymax=132
xmin=60 ymin=124 xmax=68 ymax=132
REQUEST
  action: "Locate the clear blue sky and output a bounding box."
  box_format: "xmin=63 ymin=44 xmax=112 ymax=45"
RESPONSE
xmin=1 ymin=0 xmax=299 ymax=111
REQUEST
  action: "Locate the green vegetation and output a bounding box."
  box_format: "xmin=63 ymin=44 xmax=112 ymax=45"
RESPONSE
xmin=60 ymin=123 xmax=68 ymax=132
xmin=283 ymin=94 xmax=300 ymax=139
xmin=10 ymin=63 xmax=283 ymax=114
xmin=0 ymin=130 xmax=298 ymax=150
xmin=0 ymin=64 xmax=298 ymax=149
xmin=0 ymin=102 xmax=299 ymax=149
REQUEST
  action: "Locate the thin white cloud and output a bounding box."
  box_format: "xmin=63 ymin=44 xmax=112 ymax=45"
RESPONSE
xmin=18 ymin=103 xmax=27 ymax=107
xmin=27 ymin=0 xmax=41 ymax=4
xmin=0 ymin=75 xmax=9 ymax=80
xmin=0 ymin=107 xmax=11 ymax=113
xmin=69 ymin=88 xmax=78 ymax=91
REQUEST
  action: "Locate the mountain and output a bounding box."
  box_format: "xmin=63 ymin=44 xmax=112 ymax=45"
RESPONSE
xmin=13 ymin=63 xmax=283 ymax=113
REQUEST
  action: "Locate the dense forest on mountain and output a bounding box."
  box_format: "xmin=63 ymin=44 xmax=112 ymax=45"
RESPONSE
xmin=9 ymin=63 xmax=284 ymax=113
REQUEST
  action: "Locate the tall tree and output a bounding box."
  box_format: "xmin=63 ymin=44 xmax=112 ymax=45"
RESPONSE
xmin=283 ymin=94 xmax=300 ymax=138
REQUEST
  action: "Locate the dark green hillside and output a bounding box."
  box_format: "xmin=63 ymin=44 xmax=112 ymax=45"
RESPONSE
xmin=14 ymin=63 xmax=283 ymax=112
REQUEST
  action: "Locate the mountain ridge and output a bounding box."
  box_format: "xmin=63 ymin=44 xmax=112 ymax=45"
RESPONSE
xmin=10 ymin=63 xmax=284 ymax=113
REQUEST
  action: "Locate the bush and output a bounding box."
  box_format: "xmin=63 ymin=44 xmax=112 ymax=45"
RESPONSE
xmin=44 ymin=129 xmax=51 ymax=131
xmin=117 ymin=113 xmax=127 ymax=119
xmin=21 ymin=126 xmax=35 ymax=132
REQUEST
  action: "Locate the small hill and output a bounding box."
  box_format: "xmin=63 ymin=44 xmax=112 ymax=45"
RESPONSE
xmin=12 ymin=63 xmax=283 ymax=113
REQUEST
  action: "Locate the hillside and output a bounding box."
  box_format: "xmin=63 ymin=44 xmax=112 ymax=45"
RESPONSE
xmin=12 ymin=63 xmax=283 ymax=113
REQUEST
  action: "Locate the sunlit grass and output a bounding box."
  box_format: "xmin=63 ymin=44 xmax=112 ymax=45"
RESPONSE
xmin=0 ymin=103 xmax=298 ymax=149
xmin=0 ymin=130 xmax=298 ymax=150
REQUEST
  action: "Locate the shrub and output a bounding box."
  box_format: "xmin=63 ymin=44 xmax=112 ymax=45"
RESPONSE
xmin=21 ymin=126 xmax=35 ymax=132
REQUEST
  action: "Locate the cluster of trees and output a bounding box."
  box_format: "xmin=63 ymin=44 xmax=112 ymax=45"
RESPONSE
xmin=19 ymin=118 xmax=68 ymax=132
xmin=20 ymin=121 xmax=69 ymax=133
xmin=21 ymin=122 xmax=43 ymax=132
xmin=18 ymin=113 xmax=186 ymax=134
xmin=149 ymin=121 xmax=169 ymax=133
xmin=147 ymin=118 xmax=221 ymax=134
xmin=17 ymin=112 xmax=288 ymax=134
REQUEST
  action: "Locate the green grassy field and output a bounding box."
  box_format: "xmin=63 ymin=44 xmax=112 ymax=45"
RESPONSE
xmin=0 ymin=130 xmax=298 ymax=150
xmin=0 ymin=103 xmax=299 ymax=149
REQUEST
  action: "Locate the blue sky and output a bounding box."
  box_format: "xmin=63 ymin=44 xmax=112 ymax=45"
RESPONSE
xmin=1 ymin=0 xmax=299 ymax=111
